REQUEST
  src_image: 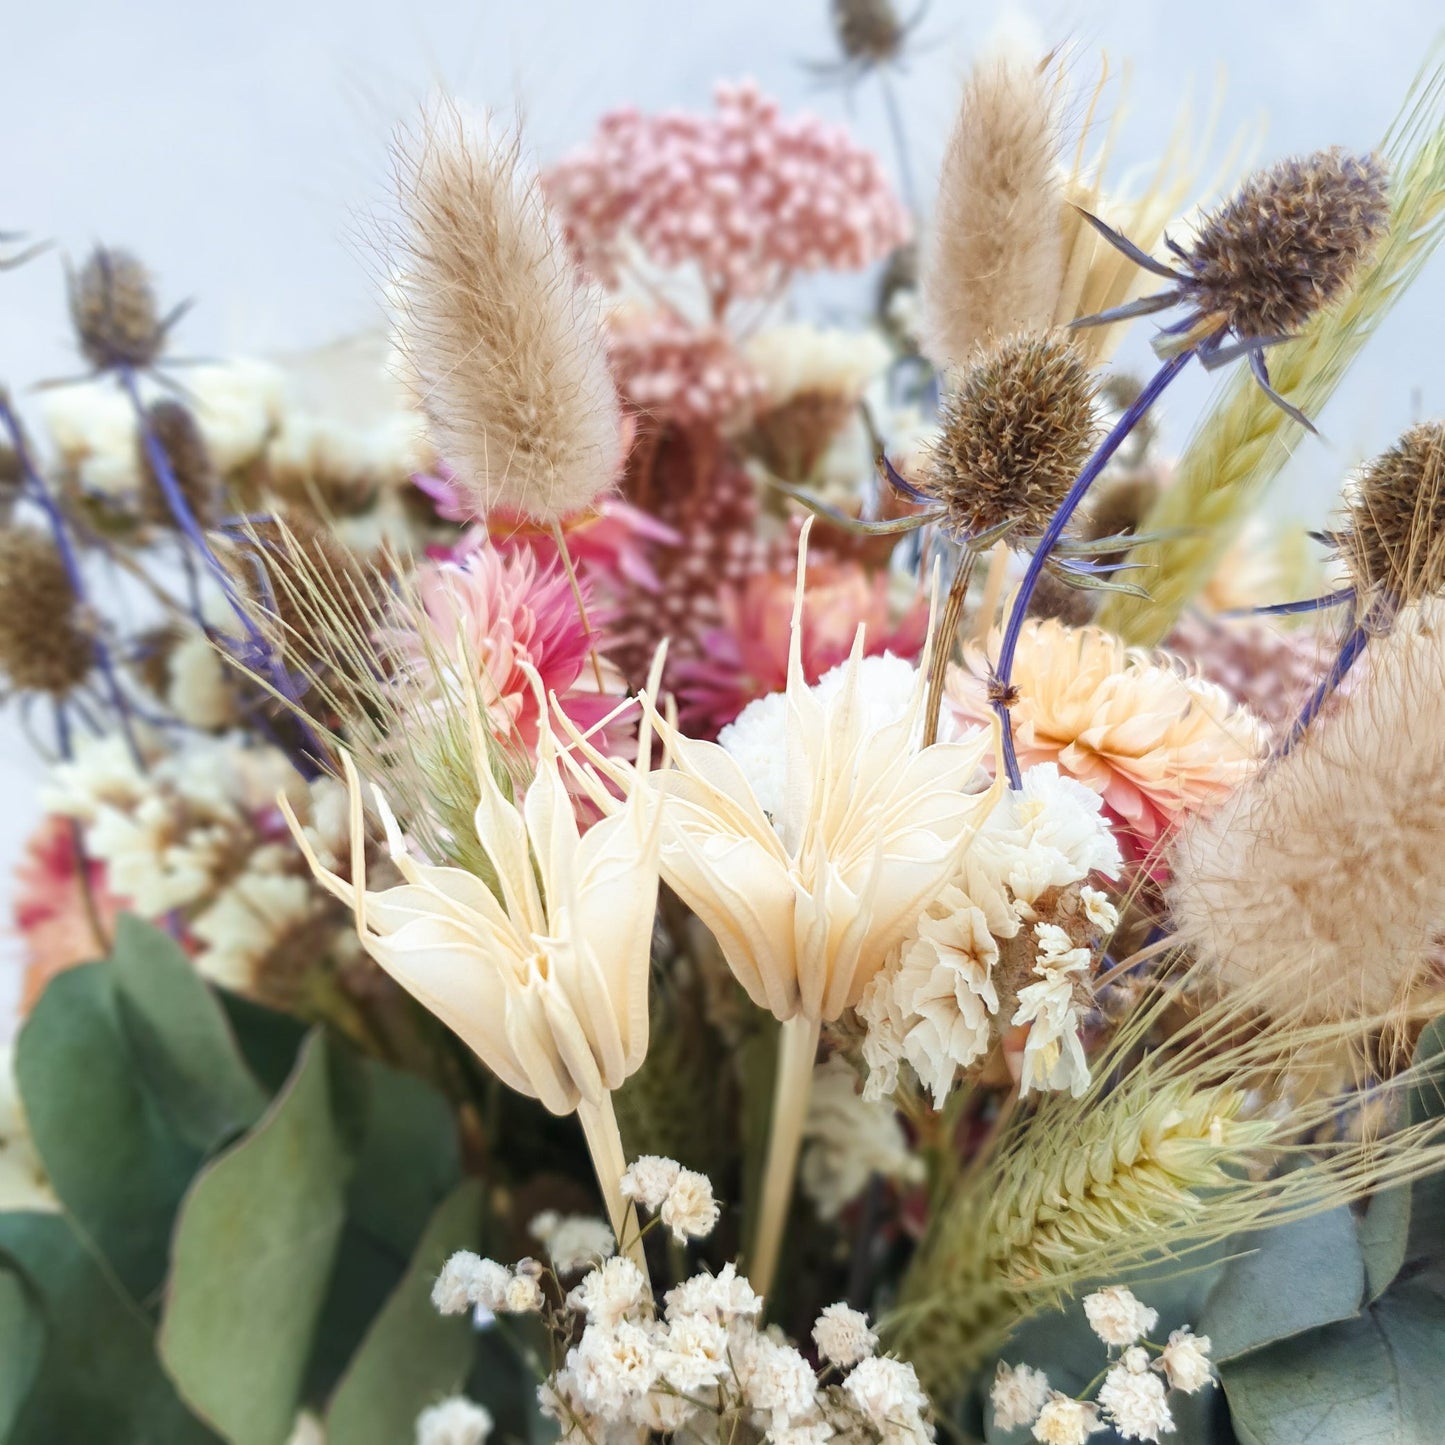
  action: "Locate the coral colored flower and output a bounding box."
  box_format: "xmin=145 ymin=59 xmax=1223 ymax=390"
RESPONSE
xmin=543 ymin=80 xmax=909 ymax=315
xmin=947 ymin=619 xmax=1266 ymax=842
xmin=13 ymin=816 xmax=125 ymax=1011
xmin=382 ymin=541 xmax=623 ymax=757
xmin=673 ymin=561 xmax=929 ymax=737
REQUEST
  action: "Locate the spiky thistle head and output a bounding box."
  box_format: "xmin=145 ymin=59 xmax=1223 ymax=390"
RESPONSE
xmin=1336 ymin=421 xmax=1445 ymax=606
xmin=830 ymin=0 xmax=906 ymax=66
xmin=137 ymin=399 xmax=220 ymax=528
xmin=922 ymin=333 xmax=1099 ymax=540
xmin=0 ymin=528 xmax=92 ymax=696
xmin=67 ymin=247 xmax=176 ymax=372
xmin=1182 ymin=149 xmax=1390 ymax=342
xmin=391 ymin=102 xmax=621 ymax=525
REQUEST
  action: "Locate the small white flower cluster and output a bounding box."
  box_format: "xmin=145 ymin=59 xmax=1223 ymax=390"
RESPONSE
xmin=990 ymin=1288 xmax=1214 ymax=1444
xmin=414 ymin=1395 xmax=493 ymax=1445
xmin=432 ymin=1163 xmax=936 ymax=1443
xmin=43 ymin=735 xmax=357 ymax=993
xmin=530 ymin=1211 xmax=617 ymax=1275
xmin=619 ymin=1154 xmax=720 ymax=1242
xmin=859 ymin=764 xmax=1121 ymax=1105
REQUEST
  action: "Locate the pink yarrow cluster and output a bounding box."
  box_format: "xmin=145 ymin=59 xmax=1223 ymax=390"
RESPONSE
xmin=543 ymin=80 xmax=911 ymax=314
xmin=606 ymin=310 xmax=764 ymax=430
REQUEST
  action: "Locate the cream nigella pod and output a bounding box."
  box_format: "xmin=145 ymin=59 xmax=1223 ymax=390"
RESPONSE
xmin=561 ymin=523 xmax=1003 ymax=1295
xmin=280 ymin=685 xmax=664 ymax=1273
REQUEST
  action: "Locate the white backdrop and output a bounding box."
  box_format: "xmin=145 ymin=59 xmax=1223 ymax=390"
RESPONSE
xmin=4 ymin=0 xmax=1443 ymax=1020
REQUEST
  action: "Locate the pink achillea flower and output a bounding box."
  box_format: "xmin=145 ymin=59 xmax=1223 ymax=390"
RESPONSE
xmin=543 ymin=80 xmax=909 ymax=315
xmin=947 ymin=618 xmax=1266 ymax=842
xmin=383 ymin=541 xmax=623 ymax=756
xmin=674 ymin=560 xmax=928 ymax=736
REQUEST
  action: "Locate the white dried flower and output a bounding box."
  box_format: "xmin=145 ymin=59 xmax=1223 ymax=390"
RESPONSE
xmin=1158 ymin=1328 xmax=1213 ymax=1394
xmin=991 ymin=1360 xmax=1052 ymax=1431
xmin=659 ymin=1168 xmax=719 ymax=1241
xmin=1099 ymin=1351 xmax=1174 ymax=1442
xmin=810 ymin=1303 xmax=878 ymax=1369
xmin=1012 ymin=944 xmax=1091 ymax=1098
xmin=843 ymin=1356 xmax=932 ymax=1434
xmin=1079 ymin=886 xmax=1118 ymax=933
xmin=736 ymin=1334 xmax=819 ymax=1425
xmin=619 ymin=1155 xmax=682 ymax=1211
xmin=532 ymin=1213 xmax=615 ymax=1274
xmin=1082 ymin=1287 xmax=1159 ymax=1348
xmin=663 ymin=1262 xmax=763 ymax=1324
xmin=1032 ymin=1393 xmax=1101 ymax=1445
xmin=568 ymin=1320 xmax=659 ymax=1416
xmin=658 ymin=1313 xmax=730 ymax=1392
xmin=770 ymin=1422 xmax=836 ymax=1445
xmin=415 ymin=1395 xmax=494 ymax=1445
xmin=502 ymin=1272 xmax=544 ymax=1314
xmin=566 ymin=1256 xmax=649 ymax=1328
xmin=431 ymin=1252 xmax=510 ymax=1315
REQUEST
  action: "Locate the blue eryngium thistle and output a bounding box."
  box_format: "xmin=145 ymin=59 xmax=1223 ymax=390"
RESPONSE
xmin=989 ymin=149 xmax=1391 ymax=785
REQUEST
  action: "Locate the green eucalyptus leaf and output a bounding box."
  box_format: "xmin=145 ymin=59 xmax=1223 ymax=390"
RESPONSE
xmin=110 ymin=914 xmax=269 ymax=1152
xmin=0 ymin=1264 xmax=43 ymax=1437
xmin=159 ymin=1031 xmax=355 ymax=1445
xmin=324 ymin=1181 xmax=484 ymax=1444
xmin=1199 ymin=1208 xmax=1363 ymax=1363
xmin=219 ymin=990 xmax=310 ymax=1095
xmin=15 ymin=963 xmax=198 ymax=1302
xmin=0 ymin=1210 xmax=218 ymax=1444
xmin=1222 ymin=1279 xmax=1445 ymax=1444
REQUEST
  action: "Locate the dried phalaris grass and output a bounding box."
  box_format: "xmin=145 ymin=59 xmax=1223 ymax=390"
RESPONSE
xmin=391 ymin=101 xmax=621 ymax=524
xmin=1099 ymin=57 xmax=1445 ymax=644
xmin=919 ymin=55 xmax=1063 ymax=370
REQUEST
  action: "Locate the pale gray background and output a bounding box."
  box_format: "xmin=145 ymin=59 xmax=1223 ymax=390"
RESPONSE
xmin=3 ymin=0 xmax=1441 ymax=1024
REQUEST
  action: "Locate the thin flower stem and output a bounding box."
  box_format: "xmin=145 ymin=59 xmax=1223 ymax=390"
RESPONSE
xmin=991 ymin=351 xmax=1193 ymax=786
xmin=748 ymin=1012 xmax=822 ymax=1299
xmin=549 ymin=520 xmax=607 ymax=693
xmin=1222 ymin=587 xmax=1355 ymax=619
xmin=1281 ymin=617 xmax=1371 ymax=753
xmin=576 ymin=1090 xmax=651 ymax=1288
xmin=922 ymin=549 xmax=977 ymax=747
xmin=0 ymin=391 xmax=144 ymax=767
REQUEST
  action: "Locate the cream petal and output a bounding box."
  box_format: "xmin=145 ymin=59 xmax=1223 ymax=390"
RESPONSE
xmin=471 ymin=755 xmax=545 ymax=934
xmin=504 ymin=975 xmax=582 ymax=1116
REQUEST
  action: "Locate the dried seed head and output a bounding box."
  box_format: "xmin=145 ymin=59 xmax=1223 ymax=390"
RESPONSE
xmin=923 ymin=333 xmax=1099 ymax=538
xmin=0 ymin=528 xmax=92 ymax=695
xmin=0 ymin=442 xmax=20 ymax=524
xmin=137 ymin=399 xmax=220 ymax=528
xmin=831 ymin=0 xmax=905 ymax=65
xmin=1183 ymin=149 xmax=1389 ymax=340
xmin=68 ymin=247 xmax=170 ymax=371
xmin=1338 ymin=422 xmax=1445 ymax=605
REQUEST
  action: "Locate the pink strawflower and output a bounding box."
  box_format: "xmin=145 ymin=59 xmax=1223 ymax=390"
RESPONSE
xmin=543 ymin=79 xmax=910 ymax=315
xmin=674 ymin=559 xmax=928 ymax=736
xmin=384 ymin=541 xmax=624 ymax=756
xmin=606 ymin=309 xmax=764 ymax=431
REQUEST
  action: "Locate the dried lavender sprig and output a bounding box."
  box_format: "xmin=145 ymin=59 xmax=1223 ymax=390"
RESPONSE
xmin=0 ymin=389 xmax=143 ymax=765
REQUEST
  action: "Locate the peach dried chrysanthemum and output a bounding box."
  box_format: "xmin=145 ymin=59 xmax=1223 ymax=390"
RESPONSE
xmin=946 ymin=618 xmax=1266 ymax=840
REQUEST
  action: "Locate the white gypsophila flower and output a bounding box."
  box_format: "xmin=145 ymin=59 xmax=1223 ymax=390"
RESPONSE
xmin=658 ymin=1313 xmax=730 ymax=1392
xmin=1082 ymin=1288 xmax=1159 ymax=1349
xmin=735 ymin=1334 xmax=819 ymax=1426
xmin=991 ymin=1361 xmax=1052 ymax=1431
xmin=568 ymin=1320 xmax=659 ymax=1416
xmin=166 ymin=631 xmax=237 ymax=730
xmin=1158 ymin=1329 xmax=1213 ymax=1394
xmin=431 ymin=1253 xmax=511 ymax=1315
xmin=1012 ymin=939 xmax=1092 ymax=1098
xmin=842 ymin=1356 xmax=932 ymax=1439
xmin=503 ymin=1273 xmax=544 ymax=1314
xmin=1032 ymin=1393 xmax=1101 ymax=1445
xmin=663 ymin=1262 xmax=763 ymax=1324
xmin=800 ymin=1056 xmax=924 ymax=1218
xmin=770 ymin=1421 xmax=837 ymax=1445
xmin=659 ymin=1168 xmax=719 ymax=1242
xmin=1098 ymin=1354 xmax=1174 ymax=1442
xmin=190 ymin=871 xmax=317 ymax=992
xmin=0 ymin=1047 xmax=56 ymax=1213
xmin=856 ymin=967 xmax=909 ymax=1101
xmin=619 ymin=1154 xmax=682 ymax=1211
xmin=812 ymin=1303 xmax=878 ymax=1368
xmin=566 ymin=1256 xmax=650 ymax=1328
xmin=415 ymin=1395 xmax=494 ymax=1445
xmin=1079 ymin=886 xmax=1118 ymax=933
xmin=630 ymin=1387 xmax=698 ymax=1434
xmin=533 ymin=1214 xmax=615 ymax=1275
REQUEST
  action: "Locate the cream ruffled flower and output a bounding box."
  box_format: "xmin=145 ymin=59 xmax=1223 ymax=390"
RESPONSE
xmin=948 ymin=618 xmax=1266 ymax=839
xmin=281 ymin=693 xmax=663 ymax=1271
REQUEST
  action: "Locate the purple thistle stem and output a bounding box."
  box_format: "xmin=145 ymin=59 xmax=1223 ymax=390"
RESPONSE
xmin=0 ymin=390 xmax=145 ymax=767
xmin=1281 ymin=617 xmax=1370 ymax=753
xmin=991 ymin=350 xmax=1193 ymax=787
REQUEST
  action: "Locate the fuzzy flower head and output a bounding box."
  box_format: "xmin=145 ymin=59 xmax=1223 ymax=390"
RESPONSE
xmin=67 ymin=245 xmax=176 ymax=372
xmin=922 ymin=334 xmax=1100 ymax=543
xmin=0 ymin=528 xmax=92 ymax=697
xmin=1158 ymin=1329 xmax=1213 ymax=1394
xmin=948 ymin=618 xmax=1267 ymax=841
xmin=1032 ymin=1394 xmax=1102 ymax=1445
xmin=1098 ymin=1349 xmax=1174 ymax=1442
xmin=812 ymin=1302 xmax=878 ymax=1368
xmin=570 ymin=529 xmax=1000 ymax=1024
xmin=530 ymin=1212 xmax=616 ymax=1274
xmin=544 ymin=80 xmax=909 ymax=314
xmin=280 ymin=691 xmax=664 ymax=1116
xmin=415 ymin=1396 xmax=493 ymax=1445
xmin=1082 ymin=1286 xmax=1159 ymax=1348
xmin=992 ymin=1361 xmax=1052 ymax=1431
xmin=382 ymin=541 xmax=618 ymax=756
